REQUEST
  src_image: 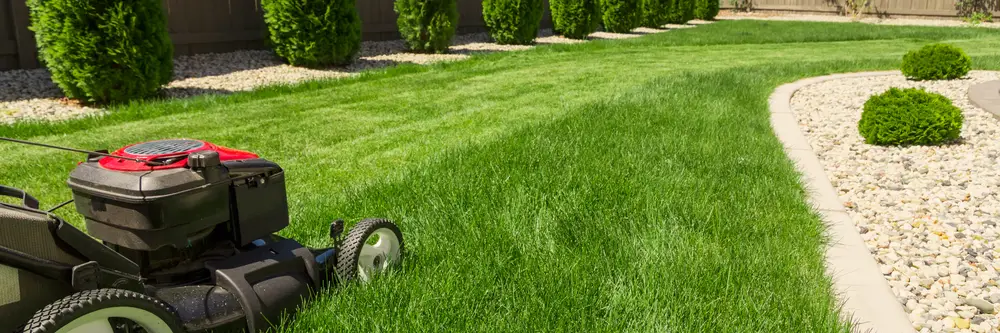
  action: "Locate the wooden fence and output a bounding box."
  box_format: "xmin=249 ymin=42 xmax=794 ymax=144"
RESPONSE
xmin=720 ymin=0 xmax=978 ymax=18
xmin=0 ymin=0 xmax=551 ymax=71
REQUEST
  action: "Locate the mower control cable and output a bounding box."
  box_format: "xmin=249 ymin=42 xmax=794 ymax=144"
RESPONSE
xmin=0 ymin=137 xmax=167 ymax=166
xmin=47 ymin=199 xmax=74 ymax=213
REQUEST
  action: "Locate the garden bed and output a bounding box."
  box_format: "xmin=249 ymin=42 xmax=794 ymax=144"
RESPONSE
xmin=0 ymin=25 xmax=696 ymax=125
xmin=790 ymin=71 xmax=1000 ymax=333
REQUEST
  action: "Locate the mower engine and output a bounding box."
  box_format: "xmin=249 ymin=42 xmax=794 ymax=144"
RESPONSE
xmin=67 ymin=139 xmax=290 ymax=284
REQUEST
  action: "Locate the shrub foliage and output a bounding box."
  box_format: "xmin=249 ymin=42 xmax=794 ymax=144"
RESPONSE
xmin=601 ymin=0 xmax=642 ymax=32
xmin=550 ymin=0 xmax=602 ymax=39
xmin=694 ymin=0 xmax=720 ymax=20
xmin=858 ymin=88 xmax=964 ymax=146
xmin=683 ymin=0 xmax=696 ymax=21
xmin=901 ymin=44 xmax=972 ymax=81
xmin=641 ymin=0 xmax=672 ymax=27
xmin=28 ymin=0 xmax=173 ymax=104
xmin=262 ymin=0 xmax=362 ymax=67
xmin=665 ymin=0 xmax=694 ymax=23
xmin=395 ymin=0 xmax=459 ymax=53
xmin=483 ymin=0 xmax=545 ymax=44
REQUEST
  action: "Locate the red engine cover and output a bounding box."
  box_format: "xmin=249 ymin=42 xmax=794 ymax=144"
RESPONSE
xmin=99 ymin=139 xmax=259 ymax=171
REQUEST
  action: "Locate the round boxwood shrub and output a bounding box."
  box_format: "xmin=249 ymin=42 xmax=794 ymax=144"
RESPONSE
xmin=694 ymin=0 xmax=720 ymax=20
xmin=601 ymin=0 xmax=642 ymax=33
xmin=641 ymin=0 xmax=671 ymax=28
xmin=27 ymin=0 xmax=173 ymax=104
xmin=483 ymin=0 xmax=545 ymax=45
xmin=901 ymin=44 xmax=972 ymax=81
xmin=858 ymin=88 xmax=963 ymax=146
xmin=261 ymin=0 xmax=362 ymax=67
xmin=395 ymin=0 xmax=459 ymax=53
xmin=665 ymin=0 xmax=694 ymax=23
xmin=550 ymin=0 xmax=602 ymax=39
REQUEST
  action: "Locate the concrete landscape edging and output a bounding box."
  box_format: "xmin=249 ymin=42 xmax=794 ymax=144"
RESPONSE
xmin=769 ymin=71 xmax=916 ymax=333
xmin=969 ymin=80 xmax=1000 ymax=119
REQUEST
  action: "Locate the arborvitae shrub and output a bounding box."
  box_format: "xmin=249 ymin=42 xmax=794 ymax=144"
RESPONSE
xmin=27 ymin=0 xmax=173 ymax=104
xmin=395 ymin=0 xmax=459 ymax=53
xmin=858 ymin=88 xmax=964 ymax=146
xmin=901 ymin=44 xmax=972 ymax=81
xmin=682 ymin=0 xmax=696 ymax=21
xmin=641 ymin=0 xmax=671 ymax=28
xmin=550 ymin=0 xmax=602 ymax=39
xmin=601 ymin=0 xmax=642 ymax=33
xmin=693 ymin=0 xmax=720 ymax=20
xmin=262 ymin=0 xmax=362 ymax=67
xmin=665 ymin=0 xmax=693 ymax=23
xmin=483 ymin=0 xmax=545 ymax=45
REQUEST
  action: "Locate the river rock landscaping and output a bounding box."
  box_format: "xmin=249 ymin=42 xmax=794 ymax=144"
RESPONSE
xmin=791 ymin=71 xmax=1000 ymax=333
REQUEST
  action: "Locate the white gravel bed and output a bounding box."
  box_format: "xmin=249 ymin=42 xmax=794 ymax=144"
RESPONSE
xmin=720 ymin=12 xmax=1000 ymax=28
xmin=0 ymin=24 xmax=703 ymax=124
xmin=790 ymin=71 xmax=1000 ymax=333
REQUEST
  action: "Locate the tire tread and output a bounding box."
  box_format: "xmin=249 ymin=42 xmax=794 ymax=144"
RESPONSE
xmin=21 ymin=288 xmax=182 ymax=333
xmin=334 ymin=218 xmax=404 ymax=283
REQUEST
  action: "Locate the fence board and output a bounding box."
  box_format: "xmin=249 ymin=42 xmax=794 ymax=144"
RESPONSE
xmin=0 ymin=0 xmax=13 ymax=42
xmin=721 ymin=0 xmax=971 ymax=16
xmin=1 ymin=0 xmax=17 ymax=73
xmin=8 ymin=0 xmax=36 ymax=69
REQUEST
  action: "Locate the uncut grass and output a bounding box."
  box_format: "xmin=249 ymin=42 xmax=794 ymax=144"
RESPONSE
xmin=1 ymin=20 xmax=1000 ymax=331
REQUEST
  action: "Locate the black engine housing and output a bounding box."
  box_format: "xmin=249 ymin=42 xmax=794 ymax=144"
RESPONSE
xmin=66 ymin=150 xmax=290 ymax=282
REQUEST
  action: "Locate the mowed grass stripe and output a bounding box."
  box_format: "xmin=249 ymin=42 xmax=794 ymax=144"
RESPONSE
xmin=280 ymin=65 xmax=866 ymax=332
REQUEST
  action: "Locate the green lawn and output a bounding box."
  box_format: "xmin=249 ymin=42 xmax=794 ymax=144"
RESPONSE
xmin=3 ymin=20 xmax=1000 ymax=332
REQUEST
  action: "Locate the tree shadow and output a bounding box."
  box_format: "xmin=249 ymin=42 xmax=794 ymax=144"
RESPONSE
xmin=161 ymin=87 xmax=242 ymax=99
xmin=172 ymin=50 xmax=283 ymax=80
xmin=0 ymin=69 xmax=63 ymax=102
xmin=448 ymin=43 xmax=533 ymax=56
xmin=343 ymin=58 xmax=401 ymax=72
xmin=823 ymin=0 xmax=848 ymax=15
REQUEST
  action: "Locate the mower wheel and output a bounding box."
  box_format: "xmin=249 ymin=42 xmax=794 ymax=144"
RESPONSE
xmin=22 ymin=288 xmax=184 ymax=333
xmin=336 ymin=218 xmax=404 ymax=283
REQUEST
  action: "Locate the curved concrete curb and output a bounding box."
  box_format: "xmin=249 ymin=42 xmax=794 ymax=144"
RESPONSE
xmin=769 ymin=71 xmax=915 ymax=333
xmin=969 ymin=80 xmax=1000 ymax=119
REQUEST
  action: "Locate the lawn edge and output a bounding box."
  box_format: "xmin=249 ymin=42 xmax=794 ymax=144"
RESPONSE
xmin=770 ymin=71 xmax=915 ymax=333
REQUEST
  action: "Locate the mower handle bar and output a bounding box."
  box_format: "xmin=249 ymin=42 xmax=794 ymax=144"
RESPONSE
xmin=0 ymin=185 xmax=40 ymax=209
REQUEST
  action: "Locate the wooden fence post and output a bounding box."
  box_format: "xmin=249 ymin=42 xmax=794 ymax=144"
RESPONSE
xmin=9 ymin=0 xmax=38 ymax=69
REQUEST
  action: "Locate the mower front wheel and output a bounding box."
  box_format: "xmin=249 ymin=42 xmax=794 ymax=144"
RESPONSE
xmin=335 ymin=218 xmax=404 ymax=283
xmin=22 ymin=288 xmax=184 ymax=333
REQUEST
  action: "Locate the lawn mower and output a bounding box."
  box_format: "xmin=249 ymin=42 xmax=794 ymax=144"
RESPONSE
xmin=0 ymin=138 xmax=405 ymax=333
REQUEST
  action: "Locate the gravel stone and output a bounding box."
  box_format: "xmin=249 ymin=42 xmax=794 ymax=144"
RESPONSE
xmin=968 ymin=298 xmax=997 ymax=314
xmin=790 ymin=71 xmax=1000 ymax=331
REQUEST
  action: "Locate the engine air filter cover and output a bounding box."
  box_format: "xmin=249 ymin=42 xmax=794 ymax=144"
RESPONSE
xmin=123 ymin=139 xmax=205 ymax=156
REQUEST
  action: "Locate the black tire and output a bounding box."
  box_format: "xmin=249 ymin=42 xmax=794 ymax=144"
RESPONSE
xmin=22 ymin=288 xmax=184 ymax=333
xmin=335 ymin=218 xmax=405 ymax=283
